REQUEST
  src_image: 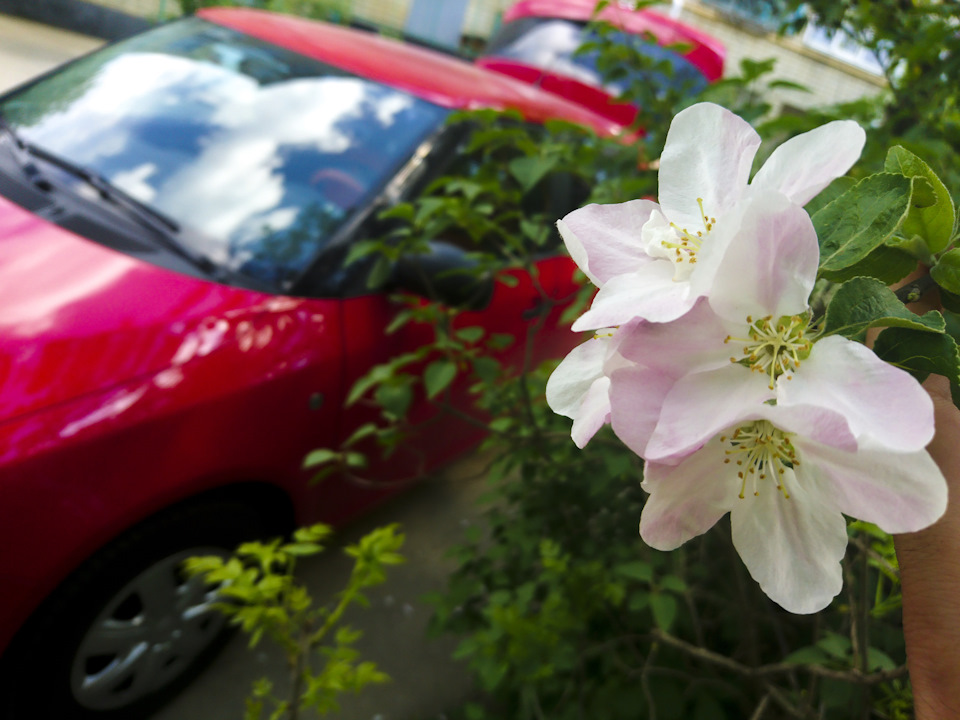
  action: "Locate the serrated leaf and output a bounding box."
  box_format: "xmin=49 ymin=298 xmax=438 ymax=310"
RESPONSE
xmin=650 ymin=593 xmax=677 ymax=632
xmin=931 ymin=249 xmax=960 ymax=295
xmin=814 ymin=173 xmax=912 ymax=274
xmin=805 ymin=176 xmax=856 ymax=217
xmin=423 ymin=359 xmax=457 ymax=399
xmin=819 ymin=244 xmax=917 ymax=285
xmin=821 ymin=277 xmax=945 ymax=339
xmin=885 ymin=145 xmax=956 ymax=253
xmin=873 ymin=327 xmax=960 ymax=384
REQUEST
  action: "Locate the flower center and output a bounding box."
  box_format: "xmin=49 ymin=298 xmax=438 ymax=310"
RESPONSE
xmin=721 ymin=420 xmax=798 ymax=499
xmin=641 ymin=199 xmax=716 ymax=282
xmin=725 ymin=314 xmax=813 ymax=389
xmin=662 ymin=198 xmax=715 ymax=271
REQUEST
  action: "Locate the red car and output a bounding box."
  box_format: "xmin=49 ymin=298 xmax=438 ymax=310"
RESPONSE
xmin=0 ymin=9 xmax=622 ymax=718
xmin=478 ymin=0 xmax=725 ymax=126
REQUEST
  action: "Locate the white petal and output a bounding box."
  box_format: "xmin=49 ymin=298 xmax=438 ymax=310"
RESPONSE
xmin=609 ymin=365 xmax=677 ymax=457
xmin=646 ymin=365 xmax=774 ymax=462
xmin=640 ymin=439 xmax=739 ymax=550
xmin=708 ymin=192 xmax=819 ymax=321
xmin=778 ymin=336 xmax=935 ymax=451
xmin=760 ymin=402 xmax=858 ymax=453
xmin=751 ymin=120 xmax=866 ymax=206
xmin=796 ymin=440 xmax=947 ymax=534
xmin=731 ymin=477 xmax=847 ymax=614
xmin=658 ymin=102 xmax=761 ymax=229
xmin=571 ymin=261 xmax=693 ymax=330
xmin=558 ymin=199 xmax=659 ymax=286
xmin=617 ymin=298 xmax=729 ymax=374
xmin=570 ymin=377 xmax=612 ymax=448
xmin=546 ymin=336 xmax=609 ymax=418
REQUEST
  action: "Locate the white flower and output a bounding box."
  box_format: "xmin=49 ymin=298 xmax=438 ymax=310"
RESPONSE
xmin=639 ymin=395 xmax=947 ymax=614
xmin=607 ymin=191 xmax=934 ymax=459
xmin=558 ymin=102 xmax=865 ymax=327
xmin=545 ymin=321 xmax=637 ymax=448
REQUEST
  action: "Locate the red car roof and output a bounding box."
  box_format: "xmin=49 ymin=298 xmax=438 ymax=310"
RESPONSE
xmin=198 ymin=7 xmax=626 ymax=137
xmin=503 ymin=0 xmax=725 ymax=82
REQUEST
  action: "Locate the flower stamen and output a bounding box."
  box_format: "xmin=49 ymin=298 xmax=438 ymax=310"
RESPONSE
xmin=723 ymin=421 xmax=798 ymax=499
xmin=727 ymin=314 xmax=814 ymax=389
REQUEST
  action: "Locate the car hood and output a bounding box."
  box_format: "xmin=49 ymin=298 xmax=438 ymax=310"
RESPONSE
xmin=0 ymin=196 xmax=283 ymax=425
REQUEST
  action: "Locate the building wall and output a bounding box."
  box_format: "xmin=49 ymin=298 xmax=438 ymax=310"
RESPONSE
xmin=669 ymin=1 xmax=886 ymax=111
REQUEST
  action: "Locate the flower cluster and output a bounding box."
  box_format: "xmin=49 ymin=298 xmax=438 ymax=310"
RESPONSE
xmin=547 ymin=103 xmax=948 ymax=614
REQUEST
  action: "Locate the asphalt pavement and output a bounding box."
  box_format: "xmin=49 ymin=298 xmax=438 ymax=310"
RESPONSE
xmin=0 ymin=13 xmax=484 ymax=719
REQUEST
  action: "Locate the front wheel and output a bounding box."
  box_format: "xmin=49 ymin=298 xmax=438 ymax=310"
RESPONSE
xmin=1 ymin=497 xmax=268 ymax=720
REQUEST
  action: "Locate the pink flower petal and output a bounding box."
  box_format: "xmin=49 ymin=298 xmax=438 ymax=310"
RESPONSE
xmin=558 ymin=199 xmax=659 ymax=286
xmin=751 ymin=120 xmax=866 ymax=206
xmin=708 ymin=192 xmax=819 ymax=321
xmin=571 ymin=261 xmax=692 ymax=330
xmin=778 ymin=336 xmax=935 ymax=451
xmin=609 ymin=365 xmax=677 ymax=457
xmin=645 ymin=365 xmax=774 ymax=462
xmin=796 ymin=440 xmax=947 ymax=533
xmin=617 ymin=297 xmax=729 ymax=374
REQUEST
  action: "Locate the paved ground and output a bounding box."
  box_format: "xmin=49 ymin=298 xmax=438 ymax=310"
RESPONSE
xmin=0 ymin=14 xmax=486 ymax=718
xmin=0 ymin=14 xmax=103 ymax=92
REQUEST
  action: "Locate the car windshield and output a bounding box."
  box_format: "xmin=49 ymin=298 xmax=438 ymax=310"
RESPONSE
xmin=484 ymin=18 xmax=707 ymax=101
xmin=0 ymin=18 xmax=450 ymax=288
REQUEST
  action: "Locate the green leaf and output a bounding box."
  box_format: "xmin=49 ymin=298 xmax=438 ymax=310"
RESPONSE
xmin=819 ymin=244 xmax=917 ymax=285
xmin=614 ymin=561 xmax=653 ymax=583
xmin=821 ymin=277 xmax=945 ymax=339
xmin=660 ymin=575 xmax=688 ymax=594
xmin=783 ymin=645 xmax=831 ymax=665
xmin=867 ymin=646 xmax=897 ymax=672
xmin=650 ymin=593 xmax=677 ymax=632
xmin=508 ymin=154 xmax=560 ymax=192
xmin=423 ymin=359 xmax=458 ymax=399
xmin=805 ymin=176 xmax=856 ymax=218
xmin=366 ymin=255 xmax=394 ymax=289
xmin=873 ymin=327 xmax=960 ymax=384
xmin=455 ymin=326 xmax=485 ymax=344
xmin=303 ymin=449 xmax=338 ymax=469
xmin=931 ymin=249 xmax=960 ymax=295
xmin=817 ymin=632 xmax=852 ymax=660
xmin=375 ymin=381 xmax=413 ymax=419
xmin=814 ymin=173 xmax=912 ymax=274
xmin=885 ymin=145 xmax=956 ymax=253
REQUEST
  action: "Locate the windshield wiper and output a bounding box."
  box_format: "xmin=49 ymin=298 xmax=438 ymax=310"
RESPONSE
xmin=24 ymin=144 xmax=223 ymax=274
xmin=0 ymin=116 xmax=220 ymax=278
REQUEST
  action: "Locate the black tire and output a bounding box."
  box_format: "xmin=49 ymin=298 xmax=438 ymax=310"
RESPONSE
xmin=0 ymin=496 xmax=270 ymax=720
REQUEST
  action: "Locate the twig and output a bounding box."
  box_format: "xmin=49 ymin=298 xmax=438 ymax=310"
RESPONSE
xmin=749 ymin=693 xmax=771 ymax=720
xmin=641 ymin=641 xmax=659 ymax=720
xmin=894 ymin=273 xmax=937 ymax=304
xmin=649 ymin=629 xmax=909 ymax=685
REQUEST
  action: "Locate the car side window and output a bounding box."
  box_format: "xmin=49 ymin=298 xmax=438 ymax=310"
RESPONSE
xmin=296 ymin=117 xmax=594 ymax=300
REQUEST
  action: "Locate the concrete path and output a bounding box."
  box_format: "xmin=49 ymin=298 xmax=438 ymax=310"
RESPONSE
xmin=0 ymin=14 xmax=103 ymax=92
xmin=0 ymin=15 xmax=484 ymax=718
